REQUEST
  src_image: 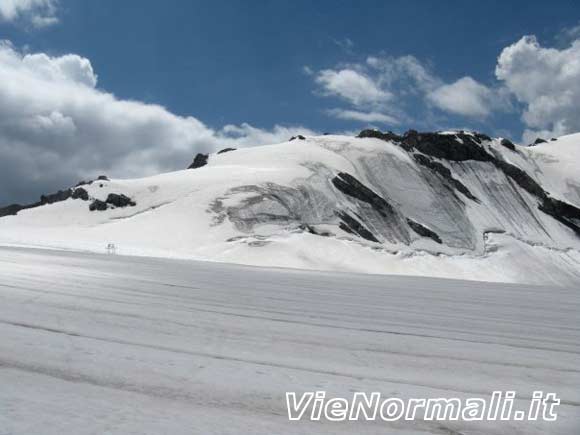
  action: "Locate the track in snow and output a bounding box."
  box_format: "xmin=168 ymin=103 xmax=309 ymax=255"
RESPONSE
xmin=0 ymin=246 xmax=579 ymax=434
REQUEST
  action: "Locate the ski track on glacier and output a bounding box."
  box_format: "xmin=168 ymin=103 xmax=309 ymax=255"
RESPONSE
xmin=0 ymin=246 xmax=579 ymax=434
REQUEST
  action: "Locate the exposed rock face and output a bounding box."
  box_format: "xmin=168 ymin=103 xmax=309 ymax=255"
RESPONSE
xmin=89 ymin=200 xmax=107 ymax=211
xmin=106 ymin=193 xmax=135 ymax=207
xmin=97 ymin=175 xmax=109 ymax=181
xmin=209 ymin=129 xmax=580 ymax=252
xmin=407 ymin=219 xmax=442 ymax=244
xmin=71 ymin=188 xmax=89 ymax=201
xmin=539 ymin=196 xmax=580 ymax=236
xmin=0 ymin=204 xmax=27 ymax=218
xmin=400 ymin=130 xmax=493 ymax=162
xmin=533 ymin=138 xmax=547 ymax=145
xmin=357 ymin=129 xmax=402 ymax=142
xmin=337 ymin=211 xmax=379 ymax=243
xmin=289 ymin=135 xmax=306 ymax=141
xmin=88 ymin=193 xmax=136 ymax=211
xmin=40 ymin=189 xmax=72 ymax=205
xmin=332 ymin=172 xmax=395 ymax=217
xmin=0 ymin=188 xmax=74 ymax=217
xmin=356 ymin=128 xmax=580 ymax=237
xmin=331 ymin=172 xmax=410 ymax=244
xmin=412 ymin=154 xmax=478 ymax=202
xmin=188 ymin=153 xmax=209 ymax=169
xmin=500 ymin=138 xmax=516 ymax=151
xmin=217 ymin=148 xmax=236 ymax=154
xmin=360 ymin=129 xmax=499 ymax=162
xmin=106 ymin=193 xmax=135 ymax=208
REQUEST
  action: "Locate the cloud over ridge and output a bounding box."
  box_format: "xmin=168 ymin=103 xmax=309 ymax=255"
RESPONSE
xmin=0 ymin=42 xmax=314 ymax=204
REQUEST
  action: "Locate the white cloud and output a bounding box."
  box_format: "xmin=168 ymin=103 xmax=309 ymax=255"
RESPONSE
xmin=315 ymin=68 xmax=392 ymax=106
xmin=0 ymin=0 xmax=58 ymax=27
xmin=21 ymin=52 xmax=98 ymax=87
xmin=366 ymin=55 xmax=440 ymax=93
xmin=312 ymin=54 xmax=506 ymax=125
xmin=427 ymin=77 xmax=496 ymax=117
xmin=314 ymin=34 xmax=580 ymax=140
xmin=327 ymin=109 xmax=399 ymax=125
xmin=496 ymin=35 xmax=580 ymax=141
xmin=219 ymin=123 xmax=316 ymax=147
xmin=0 ymin=42 xmax=315 ymax=204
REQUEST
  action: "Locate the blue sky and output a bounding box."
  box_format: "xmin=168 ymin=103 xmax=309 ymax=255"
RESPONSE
xmin=4 ymin=0 xmax=578 ymax=135
xmin=1 ymin=0 xmax=580 ymax=203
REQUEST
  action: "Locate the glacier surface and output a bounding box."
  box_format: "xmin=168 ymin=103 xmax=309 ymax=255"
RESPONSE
xmin=0 ymin=246 xmax=578 ymax=434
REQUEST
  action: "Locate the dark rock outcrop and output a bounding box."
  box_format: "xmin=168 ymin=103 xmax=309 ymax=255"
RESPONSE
xmin=88 ymin=193 xmax=136 ymax=211
xmin=337 ymin=211 xmax=379 ymax=242
xmin=400 ymin=130 xmax=493 ymax=162
xmin=217 ymin=148 xmax=236 ymax=154
xmin=40 ymin=189 xmax=72 ymax=205
xmin=413 ymin=154 xmax=479 ymax=202
xmin=1 ymin=188 xmax=75 ymax=217
xmin=0 ymin=204 xmax=28 ymax=218
xmin=474 ymin=132 xmax=492 ymax=142
xmin=407 ymin=219 xmax=442 ymax=244
xmin=356 ymin=128 xmax=580 ymax=237
xmin=539 ymin=197 xmax=580 ymax=236
xmin=289 ymin=135 xmax=306 ymax=141
xmin=360 ymin=128 xmax=496 ymax=162
xmin=97 ymin=175 xmax=109 ymax=181
xmin=188 ymin=153 xmax=209 ymax=169
xmin=89 ymin=199 xmax=107 ymax=211
xmin=494 ymin=159 xmax=545 ymax=198
xmin=332 ymin=172 xmax=395 ymax=217
xmin=71 ymin=187 xmax=89 ymax=201
xmin=500 ymin=138 xmax=516 ymax=151
xmin=533 ymin=138 xmax=547 ymax=145
xmin=106 ymin=193 xmax=135 ymax=208
xmin=492 ymin=154 xmax=580 ymax=235
xmin=357 ymin=129 xmax=402 ymax=142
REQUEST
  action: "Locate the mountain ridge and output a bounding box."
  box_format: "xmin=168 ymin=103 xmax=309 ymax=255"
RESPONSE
xmin=1 ymin=129 xmax=579 ymax=285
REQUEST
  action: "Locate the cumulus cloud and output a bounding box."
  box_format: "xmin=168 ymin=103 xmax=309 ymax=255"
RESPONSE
xmin=427 ymin=77 xmax=499 ymax=117
xmin=0 ymin=42 xmax=315 ymax=204
xmin=315 ymin=68 xmax=392 ymax=106
xmin=327 ymin=109 xmax=399 ymax=125
xmin=0 ymin=0 xmax=58 ymax=27
xmin=314 ymin=34 xmax=580 ymax=141
xmin=312 ymin=54 xmax=505 ymax=126
xmin=365 ymin=55 xmax=441 ymax=94
xmin=496 ymin=35 xmax=580 ymax=142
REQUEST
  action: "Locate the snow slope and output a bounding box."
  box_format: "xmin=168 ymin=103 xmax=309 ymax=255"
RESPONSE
xmin=530 ymin=133 xmax=580 ymax=207
xmin=1 ymin=131 xmax=580 ymax=285
xmin=0 ymin=246 xmax=578 ymax=435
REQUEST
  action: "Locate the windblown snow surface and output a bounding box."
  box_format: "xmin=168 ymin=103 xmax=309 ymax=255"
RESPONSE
xmin=0 ymin=247 xmax=578 ymax=434
xmin=1 ymin=131 xmax=580 ymax=285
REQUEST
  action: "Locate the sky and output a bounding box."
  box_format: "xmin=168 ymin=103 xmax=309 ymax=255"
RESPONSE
xmin=1 ymin=0 xmax=580 ymax=204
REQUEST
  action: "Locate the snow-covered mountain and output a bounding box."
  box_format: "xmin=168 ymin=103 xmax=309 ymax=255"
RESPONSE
xmin=1 ymin=130 xmax=580 ymax=285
